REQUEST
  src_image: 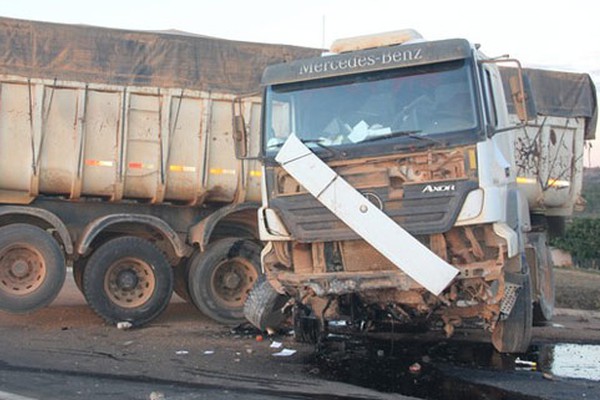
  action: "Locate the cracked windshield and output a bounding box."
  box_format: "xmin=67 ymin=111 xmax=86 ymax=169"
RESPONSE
xmin=266 ymin=60 xmax=478 ymax=152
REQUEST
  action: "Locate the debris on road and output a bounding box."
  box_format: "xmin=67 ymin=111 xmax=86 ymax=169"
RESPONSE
xmin=272 ymin=349 xmax=297 ymax=357
xmin=117 ymin=321 xmax=132 ymax=330
xmin=149 ymin=392 xmax=165 ymax=400
xmin=408 ymin=362 xmax=422 ymax=374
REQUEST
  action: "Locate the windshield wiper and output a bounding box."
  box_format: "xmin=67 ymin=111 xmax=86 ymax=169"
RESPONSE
xmin=360 ymin=130 xmax=422 ymax=143
xmin=362 ymin=130 xmax=446 ymax=147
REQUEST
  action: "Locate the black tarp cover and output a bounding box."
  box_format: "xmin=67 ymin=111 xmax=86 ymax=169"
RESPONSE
xmin=500 ymin=67 xmax=597 ymax=139
xmin=0 ymin=17 xmax=321 ymax=94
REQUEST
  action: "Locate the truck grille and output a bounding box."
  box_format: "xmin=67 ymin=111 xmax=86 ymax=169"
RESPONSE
xmin=270 ymin=180 xmax=478 ymax=242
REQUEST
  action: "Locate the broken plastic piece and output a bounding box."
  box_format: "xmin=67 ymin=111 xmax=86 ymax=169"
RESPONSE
xmin=116 ymin=321 xmax=132 ymax=330
xmin=409 ymin=362 xmax=422 ymax=374
xmin=272 ymin=348 xmax=297 ymax=357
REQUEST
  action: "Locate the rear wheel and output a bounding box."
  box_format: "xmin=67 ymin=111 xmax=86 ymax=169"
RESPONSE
xmin=189 ymin=238 xmax=261 ymax=324
xmin=82 ymin=236 xmax=173 ymax=327
xmin=0 ymin=224 xmax=66 ymax=313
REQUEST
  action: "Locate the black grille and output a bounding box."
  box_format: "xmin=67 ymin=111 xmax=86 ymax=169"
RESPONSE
xmin=270 ymin=180 xmax=478 ymax=242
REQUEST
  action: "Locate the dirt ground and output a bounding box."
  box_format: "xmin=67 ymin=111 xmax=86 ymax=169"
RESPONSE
xmin=555 ymin=267 xmax=600 ymax=310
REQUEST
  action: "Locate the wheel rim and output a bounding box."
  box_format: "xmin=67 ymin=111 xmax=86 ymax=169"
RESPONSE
xmin=104 ymin=257 xmax=156 ymax=308
xmin=211 ymin=257 xmax=258 ymax=308
xmin=0 ymin=245 xmax=46 ymax=295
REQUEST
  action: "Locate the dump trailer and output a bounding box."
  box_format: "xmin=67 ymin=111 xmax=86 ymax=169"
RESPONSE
xmin=0 ymin=17 xmax=320 ymax=326
xmin=243 ymin=30 xmax=597 ymax=353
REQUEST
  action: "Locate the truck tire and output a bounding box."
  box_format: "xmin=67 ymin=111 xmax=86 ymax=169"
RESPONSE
xmin=532 ymin=240 xmax=555 ymax=324
xmin=0 ymin=224 xmax=66 ymax=313
xmin=82 ymin=236 xmax=173 ymax=327
xmin=188 ymin=238 xmax=261 ymax=324
xmin=491 ymin=273 xmax=533 ymax=353
xmin=244 ymin=275 xmax=289 ymax=331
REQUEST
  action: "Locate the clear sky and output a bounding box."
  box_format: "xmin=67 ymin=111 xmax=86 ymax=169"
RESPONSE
xmin=2 ymin=0 xmax=600 ymax=164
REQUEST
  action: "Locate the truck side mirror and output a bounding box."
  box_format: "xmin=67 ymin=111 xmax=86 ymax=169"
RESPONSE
xmin=233 ymin=115 xmax=248 ymax=158
xmin=509 ymin=73 xmax=537 ymax=122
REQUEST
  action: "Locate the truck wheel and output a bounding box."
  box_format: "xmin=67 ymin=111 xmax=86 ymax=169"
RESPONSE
xmin=532 ymin=239 xmax=555 ymax=324
xmin=82 ymin=236 xmax=173 ymax=327
xmin=244 ymin=275 xmax=289 ymax=331
xmin=0 ymin=224 xmax=66 ymax=314
xmin=492 ymin=274 xmax=533 ymax=353
xmin=188 ymin=238 xmax=261 ymax=324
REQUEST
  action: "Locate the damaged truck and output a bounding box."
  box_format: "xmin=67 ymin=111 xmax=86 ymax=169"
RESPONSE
xmin=243 ymin=30 xmax=597 ymax=353
xmin=0 ymin=17 xmax=319 ymax=326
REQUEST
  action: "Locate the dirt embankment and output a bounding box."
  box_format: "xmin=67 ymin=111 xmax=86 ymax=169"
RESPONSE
xmin=555 ymin=267 xmax=600 ymax=310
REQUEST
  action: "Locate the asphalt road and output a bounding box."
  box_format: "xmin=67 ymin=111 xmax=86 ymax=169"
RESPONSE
xmin=1 ymin=275 xmax=600 ymax=400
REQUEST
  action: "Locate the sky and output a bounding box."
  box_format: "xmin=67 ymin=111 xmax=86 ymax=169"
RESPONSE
xmin=2 ymin=0 xmax=600 ymax=164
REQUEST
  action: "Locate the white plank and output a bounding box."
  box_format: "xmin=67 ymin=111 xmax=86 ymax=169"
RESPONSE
xmin=275 ymin=134 xmax=458 ymax=295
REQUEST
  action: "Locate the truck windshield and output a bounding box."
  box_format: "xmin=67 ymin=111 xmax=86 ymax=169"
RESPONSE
xmin=264 ymin=59 xmax=480 ymax=156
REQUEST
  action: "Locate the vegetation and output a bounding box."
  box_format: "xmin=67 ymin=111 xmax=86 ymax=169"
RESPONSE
xmin=552 ymin=218 xmax=600 ymax=270
xmin=552 ymin=168 xmax=600 ymax=270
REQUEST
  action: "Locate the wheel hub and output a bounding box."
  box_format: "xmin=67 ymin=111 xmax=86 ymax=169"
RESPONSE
xmin=104 ymin=258 xmax=156 ymax=309
xmin=0 ymin=246 xmax=46 ymax=294
xmin=10 ymin=260 xmax=30 ymax=278
xmin=116 ymin=269 xmax=139 ymax=290
xmin=212 ymin=258 xmax=258 ymax=307
xmin=223 ymin=271 xmax=242 ymax=289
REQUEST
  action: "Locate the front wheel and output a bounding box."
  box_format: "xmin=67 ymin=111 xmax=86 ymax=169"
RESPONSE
xmin=244 ymin=275 xmax=289 ymax=331
xmin=492 ymin=272 xmax=533 ymax=353
xmin=82 ymin=237 xmax=173 ymax=327
xmin=188 ymin=238 xmax=261 ymax=324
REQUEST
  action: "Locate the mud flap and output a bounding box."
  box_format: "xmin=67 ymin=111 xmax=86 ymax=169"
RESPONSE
xmin=499 ymin=272 xmax=525 ymax=320
xmin=275 ymin=134 xmax=459 ymax=296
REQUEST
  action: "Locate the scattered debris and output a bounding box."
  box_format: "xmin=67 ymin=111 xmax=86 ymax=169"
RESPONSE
xmin=270 ymin=341 xmax=283 ymax=349
xmin=273 ymin=348 xmax=297 ymax=357
xmin=543 ymin=372 xmax=555 ymax=380
xmin=409 ymin=362 xmax=422 ymax=374
xmin=149 ymin=392 xmax=165 ymax=400
xmin=117 ymin=321 xmax=132 ymax=330
xmin=515 ymin=358 xmax=537 ymax=368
